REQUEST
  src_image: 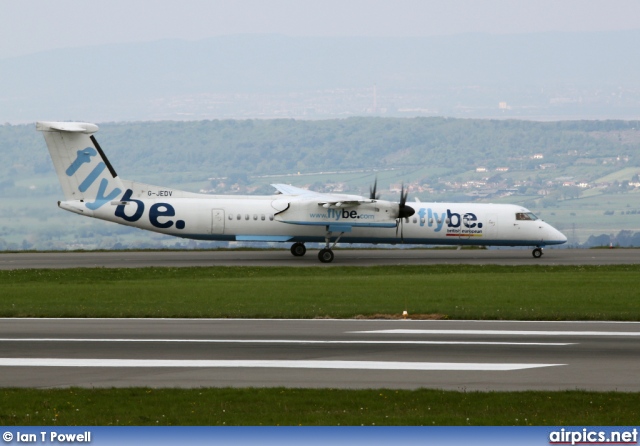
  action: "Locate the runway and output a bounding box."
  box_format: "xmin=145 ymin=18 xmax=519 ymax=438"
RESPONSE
xmin=0 ymin=248 xmax=638 ymax=269
xmin=1 ymin=319 xmax=638 ymax=391
xmin=2 ymin=250 xmax=637 ymax=391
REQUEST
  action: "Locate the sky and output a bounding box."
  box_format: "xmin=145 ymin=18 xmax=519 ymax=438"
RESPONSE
xmin=2 ymin=0 xmax=640 ymax=59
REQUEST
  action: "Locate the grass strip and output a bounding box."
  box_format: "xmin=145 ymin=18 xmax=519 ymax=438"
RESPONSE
xmin=1 ymin=388 xmax=638 ymax=426
xmin=2 ymin=265 xmax=640 ymax=320
xmin=2 ymin=264 xmax=640 ymax=320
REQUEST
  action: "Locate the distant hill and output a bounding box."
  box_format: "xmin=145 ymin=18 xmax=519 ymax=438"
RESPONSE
xmin=3 ymin=118 xmax=639 ymax=182
xmin=2 ymin=31 xmax=640 ymax=122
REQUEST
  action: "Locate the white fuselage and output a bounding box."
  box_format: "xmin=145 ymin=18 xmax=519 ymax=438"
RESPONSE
xmin=61 ymin=187 xmax=567 ymax=248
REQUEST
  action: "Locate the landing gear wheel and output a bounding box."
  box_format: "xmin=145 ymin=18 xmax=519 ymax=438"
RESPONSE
xmin=290 ymin=242 xmax=306 ymax=257
xmin=318 ymin=248 xmax=334 ymax=263
xmin=532 ymin=247 xmax=543 ymax=258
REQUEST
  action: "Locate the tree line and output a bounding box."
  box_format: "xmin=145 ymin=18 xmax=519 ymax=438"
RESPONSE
xmin=1 ymin=117 xmax=639 ymax=181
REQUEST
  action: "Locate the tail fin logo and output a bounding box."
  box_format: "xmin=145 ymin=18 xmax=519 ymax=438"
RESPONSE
xmin=66 ymin=147 xmax=122 ymax=210
xmin=66 ymin=148 xmax=98 ymax=176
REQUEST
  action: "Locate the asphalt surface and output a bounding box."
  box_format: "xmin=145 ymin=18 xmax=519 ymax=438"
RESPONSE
xmin=0 ymin=248 xmax=638 ymax=269
xmin=1 ymin=319 xmax=638 ymax=391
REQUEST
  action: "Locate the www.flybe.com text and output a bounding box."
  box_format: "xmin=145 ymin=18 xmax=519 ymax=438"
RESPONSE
xmin=309 ymin=209 xmax=376 ymax=220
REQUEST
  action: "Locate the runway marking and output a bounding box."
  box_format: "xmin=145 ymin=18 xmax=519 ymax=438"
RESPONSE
xmin=0 ymin=338 xmax=573 ymax=346
xmin=0 ymin=358 xmax=564 ymax=371
xmin=350 ymin=329 xmax=640 ymax=337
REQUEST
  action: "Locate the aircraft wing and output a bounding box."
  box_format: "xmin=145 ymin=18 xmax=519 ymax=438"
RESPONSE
xmin=271 ymin=184 xmax=315 ymax=196
xmin=271 ymin=183 xmax=373 ymax=208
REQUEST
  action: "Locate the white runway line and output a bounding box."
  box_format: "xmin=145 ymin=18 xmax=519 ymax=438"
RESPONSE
xmin=350 ymin=329 xmax=640 ymax=336
xmin=0 ymin=338 xmax=573 ymax=346
xmin=0 ymin=358 xmax=564 ymax=371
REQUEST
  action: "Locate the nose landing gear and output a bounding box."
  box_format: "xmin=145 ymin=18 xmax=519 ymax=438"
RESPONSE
xmin=532 ymin=247 xmax=543 ymax=258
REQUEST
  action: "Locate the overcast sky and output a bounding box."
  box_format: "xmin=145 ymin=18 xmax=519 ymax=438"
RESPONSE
xmin=1 ymin=0 xmax=639 ymax=59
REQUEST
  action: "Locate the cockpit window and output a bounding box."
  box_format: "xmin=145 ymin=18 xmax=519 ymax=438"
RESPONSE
xmin=515 ymin=212 xmax=538 ymax=221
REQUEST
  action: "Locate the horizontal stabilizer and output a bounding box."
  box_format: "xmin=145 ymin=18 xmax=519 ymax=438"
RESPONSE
xmin=36 ymin=121 xmax=99 ymax=134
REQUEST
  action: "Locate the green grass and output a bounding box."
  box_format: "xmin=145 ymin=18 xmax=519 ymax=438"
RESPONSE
xmin=2 ymin=265 xmax=640 ymax=320
xmin=595 ymin=167 xmax=640 ymax=183
xmin=0 ymin=388 xmax=637 ymax=426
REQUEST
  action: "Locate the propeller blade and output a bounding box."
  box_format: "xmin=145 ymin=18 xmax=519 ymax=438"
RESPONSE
xmin=395 ymin=217 xmax=404 ymax=242
xmin=397 ymin=183 xmax=415 ymax=219
xmin=395 ymin=183 xmax=414 ymax=243
xmin=369 ymin=178 xmax=379 ymax=200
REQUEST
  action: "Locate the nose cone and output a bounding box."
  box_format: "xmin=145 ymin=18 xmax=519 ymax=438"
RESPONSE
xmin=557 ymin=230 xmax=568 ymax=244
xmin=547 ymin=224 xmax=568 ymax=245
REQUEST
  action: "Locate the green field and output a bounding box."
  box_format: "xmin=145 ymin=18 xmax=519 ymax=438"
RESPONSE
xmin=2 ymin=265 xmax=640 ymax=320
xmin=1 ymin=388 xmax=638 ymax=426
xmin=595 ymin=167 xmax=640 ymax=183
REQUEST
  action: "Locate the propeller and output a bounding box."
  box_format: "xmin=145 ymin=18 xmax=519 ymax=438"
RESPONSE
xmin=369 ymin=177 xmax=380 ymax=200
xmin=395 ymin=184 xmax=415 ymax=242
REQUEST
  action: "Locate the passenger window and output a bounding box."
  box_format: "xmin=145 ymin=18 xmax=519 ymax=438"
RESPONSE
xmin=245 ymin=214 xmax=249 ymax=220
xmin=261 ymin=215 xmax=265 ymax=221
xmin=236 ymin=214 xmax=241 ymax=220
xmin=253 ymin=214 xmax=258 ymax=220
xmin=269 ymin=215 xmax=274 ymax=221
xmin=412 ymin=217 xmax=417 ymax=224
xmin=228 ymin=214 xmax=233 ymax=220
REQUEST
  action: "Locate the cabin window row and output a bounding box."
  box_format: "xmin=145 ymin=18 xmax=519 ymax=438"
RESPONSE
xmin=224 ymin=215 xmax=484 ymax=225
xmin=404 ymin=218 xmax=426 ymax=224
xmin=228 ymin=214 xmax=275 ymax=221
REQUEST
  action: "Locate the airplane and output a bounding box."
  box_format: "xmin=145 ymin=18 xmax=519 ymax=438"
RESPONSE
xmin=37 ymin=121 xmax=567 ymax=262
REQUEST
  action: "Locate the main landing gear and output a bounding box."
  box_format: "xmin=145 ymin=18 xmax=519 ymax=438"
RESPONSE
xmin=532 ymin=247 xmax=544 ymax=258
xmin=317 ymin=229 xmax=346 ymax=263
xmin=318 ymin=248 xmax=334 ymax=263
xmin=289 ymin=229 xmax=345 ymax=263
xmin=290 ymin=242 xmax=306 ymax=257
